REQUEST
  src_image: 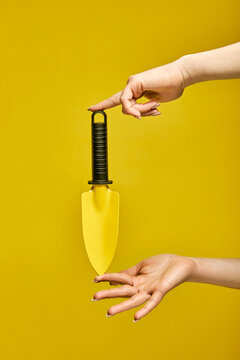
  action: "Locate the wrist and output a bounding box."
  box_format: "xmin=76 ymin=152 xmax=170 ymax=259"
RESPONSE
xmin=177 ymin=54 xmax=205 ymax=88
xmin=184 ymin=256 xmax=200 ymax=282
xmin=172 ymin=254 xmax=198 ymax=282
xmin=178 ymin=52 xmax=213 ymax=88
xmin=176 ymin=55 xmax=193 ymax=88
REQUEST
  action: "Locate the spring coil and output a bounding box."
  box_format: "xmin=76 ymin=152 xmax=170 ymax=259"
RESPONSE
xmin=88 ymin=111 xmax=113 ymax=185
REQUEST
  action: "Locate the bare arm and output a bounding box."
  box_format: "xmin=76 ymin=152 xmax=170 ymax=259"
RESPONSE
xmin=181 ymin=42 xmax=240 ymax=86
xmin=189 ymin=257 xmax=240 ymax=288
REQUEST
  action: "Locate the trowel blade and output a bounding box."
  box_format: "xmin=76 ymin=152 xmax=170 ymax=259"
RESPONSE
xmin=82 ymin=185 xmax=119 ymax=275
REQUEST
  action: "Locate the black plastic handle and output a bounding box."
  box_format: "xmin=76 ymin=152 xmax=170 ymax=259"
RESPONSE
xmin=88 ymin=110 xmax=113 ymax=185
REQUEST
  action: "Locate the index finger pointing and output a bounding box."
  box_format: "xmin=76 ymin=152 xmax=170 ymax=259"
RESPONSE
xmin=88 ymin=91 xmax=122 ymax=111
xmin=93 ymin=272 xmax=133 ymax=286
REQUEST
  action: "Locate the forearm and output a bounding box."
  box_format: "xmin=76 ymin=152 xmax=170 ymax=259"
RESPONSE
xmin=187 ymin=257 xmax=240 ymax=289
xmin=178 ymin=42 xmax=240 ymax=87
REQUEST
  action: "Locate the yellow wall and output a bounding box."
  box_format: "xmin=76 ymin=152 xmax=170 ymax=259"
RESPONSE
xmin=2 ymin=0 xmax=240 ymax=359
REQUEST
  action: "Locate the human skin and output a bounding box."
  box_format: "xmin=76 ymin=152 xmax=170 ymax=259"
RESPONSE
xmin=92 ymin=255 xmax=240 ymax=321
xmin=90 ymin=43 xmax=240 ymax=321
xmin=88 ymin=42 xmax=240 ymax=119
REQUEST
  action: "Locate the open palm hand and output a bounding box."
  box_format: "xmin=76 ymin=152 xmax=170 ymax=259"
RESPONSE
xmin=93 ymin=254 xmax=195 ymax=321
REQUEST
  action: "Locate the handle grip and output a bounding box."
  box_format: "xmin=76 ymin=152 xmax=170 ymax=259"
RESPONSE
xmin=88 ymin=110 xmax=113 ymax=185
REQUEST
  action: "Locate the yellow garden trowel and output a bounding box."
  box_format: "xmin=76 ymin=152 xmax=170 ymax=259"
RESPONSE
xmin=82 ymin=110 xmax=119 ymax=275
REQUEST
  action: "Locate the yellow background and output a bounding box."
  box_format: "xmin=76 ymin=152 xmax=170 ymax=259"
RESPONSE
xmin=2 ymin=0 xmax=240 ymax=359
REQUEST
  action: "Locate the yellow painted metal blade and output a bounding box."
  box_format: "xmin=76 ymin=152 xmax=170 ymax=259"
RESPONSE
xmin=82 ymin=185 xmax=119 ymax=275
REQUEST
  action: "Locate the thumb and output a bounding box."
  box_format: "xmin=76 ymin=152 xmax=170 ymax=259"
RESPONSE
xmin=120 ymin=84 xmax=142 ymax=118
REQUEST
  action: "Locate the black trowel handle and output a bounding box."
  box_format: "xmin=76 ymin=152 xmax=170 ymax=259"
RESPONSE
xmin=88 ymin=110 xmax=113 ymax=185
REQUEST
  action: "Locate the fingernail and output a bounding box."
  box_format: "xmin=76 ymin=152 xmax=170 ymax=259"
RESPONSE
xmin=91 ymin=298 xmax=98 ymax=301
xmin=152 ymin=103 xmax=160 ymax=110
xmin=135 ymin=116 xmax=141 ymax=119
xmin=152 ymin=112 xmax=161 ymax=116
xmin=106 ymin=314 xmax=112 ymax=317
xmin=133 ymin=319 xmax=139 ymax=323
xmin=92 ymin=280 xmax=98 ymax=283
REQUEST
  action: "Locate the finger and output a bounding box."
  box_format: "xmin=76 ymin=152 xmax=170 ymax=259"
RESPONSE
xmin=107 ymin=292 xmax=151 ymax=316
xmin=134 ymin=101 xmax=159 ymax=114
xmin=142 ymin=109 xmax=161 ymax=117
xmin=120 ymin=262 xmax=142 ymax=277
xmin=94 ymin=272 xmax=133 ymax=286
xmin=121 ymin=86 xmax=141 ymax=118
xmin=93 ymin=285 xmax=137 ymax=300
xmin=134 ymin=291 xmax=163 ymax=321
xmin=108 ymin=262 xmax=142 ymax=285
xmin=88 ymin=91 xmax=122 ymax=111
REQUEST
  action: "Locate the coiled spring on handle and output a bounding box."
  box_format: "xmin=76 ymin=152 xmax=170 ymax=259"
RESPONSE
xmin=88 ymin=111 xmax=113 ymax=185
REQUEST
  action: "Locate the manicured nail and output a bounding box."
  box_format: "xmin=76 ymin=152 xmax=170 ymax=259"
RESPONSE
xmin=135 ymin=116 xmax=141 ymax=119
xmin=152 ymin=112 xmax=161 ymax=116
xmin=91 ymin=298 xmax=98 ymax=301
xmin=106 ymin=314 xmax=112 ymax=317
